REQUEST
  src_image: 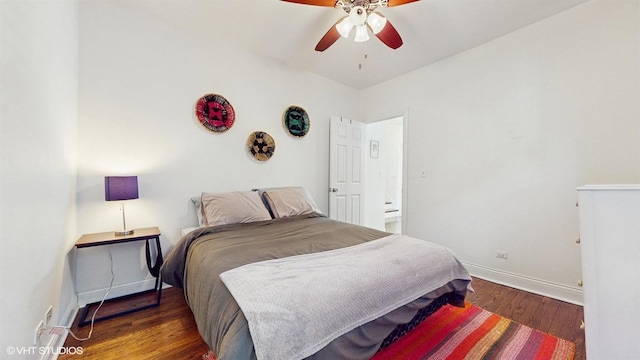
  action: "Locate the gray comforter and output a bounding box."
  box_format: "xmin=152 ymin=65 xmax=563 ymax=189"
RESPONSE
xmin=161 ymin=213 xmax=471 ymax=360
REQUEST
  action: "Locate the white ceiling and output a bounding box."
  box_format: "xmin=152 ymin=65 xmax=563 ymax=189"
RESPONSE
xmin=124 ymin=0 xmax=588 ymax=90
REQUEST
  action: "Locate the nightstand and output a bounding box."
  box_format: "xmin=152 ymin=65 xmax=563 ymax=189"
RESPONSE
xmin=75 ymin=226 xmax=163 ymax=326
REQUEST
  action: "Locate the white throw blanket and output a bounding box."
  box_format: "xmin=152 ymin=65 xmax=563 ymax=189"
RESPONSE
xmin=219 ymin=234 xmax=471 ymax=360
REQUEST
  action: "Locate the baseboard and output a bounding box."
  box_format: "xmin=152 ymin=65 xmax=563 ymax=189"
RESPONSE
xmin=60 ymin=294 xmax=79 ymax=330
xmin=463 ymin=261 xmax=584 ymax=306
xmin=77 ymin=278 xmax=160 ymax=306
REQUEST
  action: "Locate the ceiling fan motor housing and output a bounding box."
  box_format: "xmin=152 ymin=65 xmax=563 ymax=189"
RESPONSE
xmin=338 ymin=0 xmax=388 ymax=14
xmin=349 ymin=6 xmax=367 ymax=25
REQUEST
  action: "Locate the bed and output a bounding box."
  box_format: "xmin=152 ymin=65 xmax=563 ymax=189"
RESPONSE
xmin=161 ymin=187 xmax=472 ymax=360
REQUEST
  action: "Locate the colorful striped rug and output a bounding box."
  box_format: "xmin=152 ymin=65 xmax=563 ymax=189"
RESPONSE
xmin=372 ymin=302 xmax=575 ymax=360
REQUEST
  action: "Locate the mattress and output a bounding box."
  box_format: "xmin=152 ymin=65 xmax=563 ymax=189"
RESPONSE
xmin=161 ymin=213 xmax=471 ymax=359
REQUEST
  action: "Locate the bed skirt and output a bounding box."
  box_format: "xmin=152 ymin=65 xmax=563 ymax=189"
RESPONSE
xmin=378 ymin=292 xmax=464 ymax=351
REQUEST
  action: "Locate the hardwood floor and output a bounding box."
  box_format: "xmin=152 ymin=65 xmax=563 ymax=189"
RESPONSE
xmin=465 ymin=278 xmax=585 ymax=360
xmin=59 ymin=288 xmax=209 ymax=360
xmin=60 ymin=278 xmax=585 ymax=359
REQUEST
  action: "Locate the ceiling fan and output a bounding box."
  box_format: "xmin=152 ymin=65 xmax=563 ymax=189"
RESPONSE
xmin=282 ymin=0 xmax=420 ymax=52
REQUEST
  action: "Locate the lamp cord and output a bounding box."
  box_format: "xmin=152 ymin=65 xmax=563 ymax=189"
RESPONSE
xmin=67 ymin=248 xmax=115 ymax=341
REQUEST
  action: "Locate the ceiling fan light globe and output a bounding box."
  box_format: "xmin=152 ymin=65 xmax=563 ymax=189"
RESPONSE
xmin=336 ymin=17 xmax=353 ymax=38
xmin=348 ymin=6 xmax=367 ymax=26
xmin=367 ymin=12 xmax=387 ymax=34
xmin=354 ymin=25 xmax=370 ymax=42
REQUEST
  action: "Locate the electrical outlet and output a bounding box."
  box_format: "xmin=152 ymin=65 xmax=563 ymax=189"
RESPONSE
xmin=496 ymin=251 xmax=508 ymax=259
xmin=33 ymin=320 xmax=44 ymax=345
xmin=44 ymin=305 xmax=53 ymax=327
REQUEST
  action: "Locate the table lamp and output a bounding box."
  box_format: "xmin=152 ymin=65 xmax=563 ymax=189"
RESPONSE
xmin=105 ymin=176 xmax=139 ymax=236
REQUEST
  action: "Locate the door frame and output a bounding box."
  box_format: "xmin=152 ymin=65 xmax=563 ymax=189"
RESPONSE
xmin=365 ymin=108 xmax=409 ymax=234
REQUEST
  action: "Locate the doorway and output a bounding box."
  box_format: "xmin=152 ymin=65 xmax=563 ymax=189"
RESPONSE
xmin=363 ymin=116 xmax=404 ymax=233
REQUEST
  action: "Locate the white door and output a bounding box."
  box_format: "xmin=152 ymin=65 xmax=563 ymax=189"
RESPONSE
xmin=329 ymin=116 xmax=365 ymax=224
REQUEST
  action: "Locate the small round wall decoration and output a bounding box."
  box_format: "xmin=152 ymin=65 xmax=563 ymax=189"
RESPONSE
xmin=195 ymin=93 xmax=235 ymax=133
xmin=247 ymin=131 xmax=276 ymax=161
xmin=283 ymin=106 xmax=310 ymax=137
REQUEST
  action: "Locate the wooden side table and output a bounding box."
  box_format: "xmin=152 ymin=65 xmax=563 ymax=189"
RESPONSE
xmin=75 ymin=226 xmax=163 ymax=326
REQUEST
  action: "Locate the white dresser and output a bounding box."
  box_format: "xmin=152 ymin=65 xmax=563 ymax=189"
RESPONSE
xmin=577 ymin=185 xmax=640 ymax=359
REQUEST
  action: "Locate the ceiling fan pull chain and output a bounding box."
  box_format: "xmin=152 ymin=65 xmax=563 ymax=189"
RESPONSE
xmin=359 ymin=42 xmax=368 ymax=70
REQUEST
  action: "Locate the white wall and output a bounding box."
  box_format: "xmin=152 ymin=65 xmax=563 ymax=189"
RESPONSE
xmin=0 ymin=0 xmax=79 ymax=352
xmin=74 ymin=1 xmax=360 ymax=302
xmin=360 ymin=0 xmax=640 ymax=304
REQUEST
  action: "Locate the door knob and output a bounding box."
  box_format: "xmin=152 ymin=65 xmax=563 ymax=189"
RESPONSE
xmin=329 ymin=188 xmax=338 ymax=193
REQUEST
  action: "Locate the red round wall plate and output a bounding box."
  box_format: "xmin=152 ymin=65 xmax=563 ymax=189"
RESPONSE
xmin=195 ymin=94 xmax=235 ymax=133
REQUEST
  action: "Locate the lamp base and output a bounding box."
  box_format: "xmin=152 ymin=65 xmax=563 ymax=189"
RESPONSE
xmin=115 ymin=229 xmax=135 ymax=236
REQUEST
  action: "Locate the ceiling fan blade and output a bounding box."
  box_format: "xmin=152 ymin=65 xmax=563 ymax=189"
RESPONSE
xmin=387 ymin=0 xmax=420 ymax=6
xmin=371 ymin=17 xmax=403 ymax=49
xmin=280 ymin=0 xmax=337 ymax=7
xmin=315 ymin=17 xmax=345 ymax=51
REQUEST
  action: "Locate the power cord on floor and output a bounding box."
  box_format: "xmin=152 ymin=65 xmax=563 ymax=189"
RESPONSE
xmin=42 ymin=248 xmax=115 ymax=341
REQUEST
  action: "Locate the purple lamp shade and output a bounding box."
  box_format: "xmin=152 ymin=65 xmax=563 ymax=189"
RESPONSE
xmin=105 ymin=176 xmax=139 ymax=201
